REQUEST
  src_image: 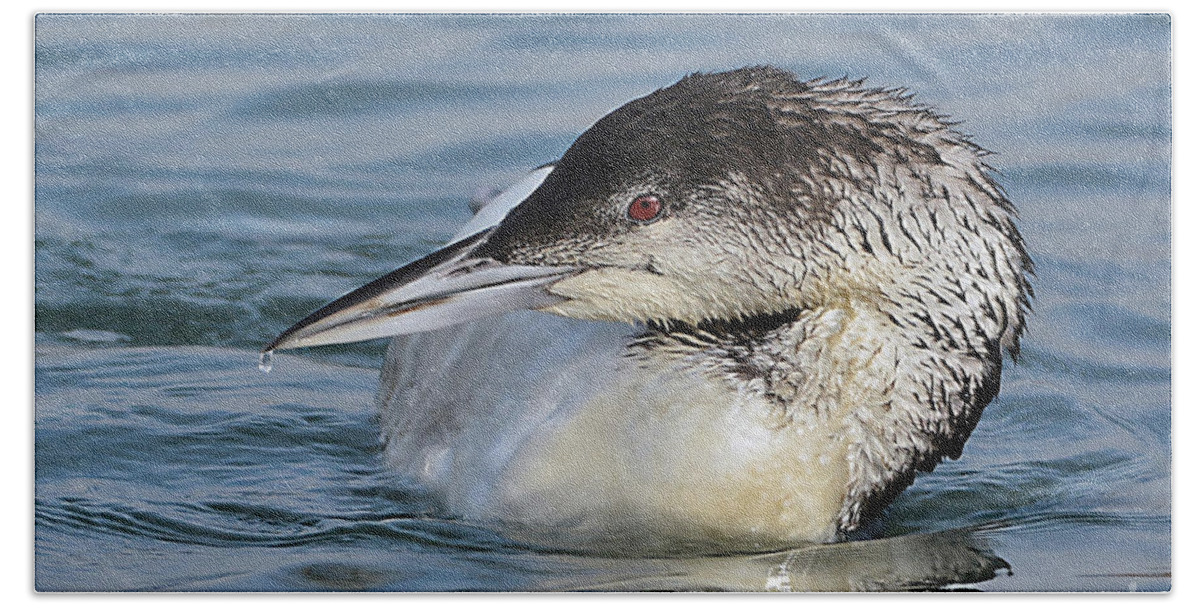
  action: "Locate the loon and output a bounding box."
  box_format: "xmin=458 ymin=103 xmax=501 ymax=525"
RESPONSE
xmin=266 ymin=66 xmax=1033 ymax=554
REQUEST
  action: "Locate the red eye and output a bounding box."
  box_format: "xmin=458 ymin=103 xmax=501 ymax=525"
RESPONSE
xmin=627 ymin=195 xmax=663 ymax=222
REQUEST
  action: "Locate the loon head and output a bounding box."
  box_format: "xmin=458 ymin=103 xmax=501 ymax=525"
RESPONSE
xmin=470 ymin=68 xmax=847 ymax=328
xmin=267 ymin=65 xmax=1032 ymax=375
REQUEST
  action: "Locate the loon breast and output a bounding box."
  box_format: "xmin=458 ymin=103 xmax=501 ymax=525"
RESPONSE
xmin=377 ymin=309 xmax=854 ymax=552
xmin=379 ymin=309 xmax=859 ymax=551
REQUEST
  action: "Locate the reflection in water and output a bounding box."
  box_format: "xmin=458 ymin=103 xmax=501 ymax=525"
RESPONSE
xmin=268 ymin=527 xmax=1009 ymax=592
xmin=563 ymin=528 xmax=1009 ymax=592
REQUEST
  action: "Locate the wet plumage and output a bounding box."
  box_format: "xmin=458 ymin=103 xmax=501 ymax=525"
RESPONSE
xmin=268 ymin=66 xmax=1033 ymax=553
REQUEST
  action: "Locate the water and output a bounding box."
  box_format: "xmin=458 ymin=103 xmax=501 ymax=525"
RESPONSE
xmin=34 ymin=13 xmax=1171 ymax=591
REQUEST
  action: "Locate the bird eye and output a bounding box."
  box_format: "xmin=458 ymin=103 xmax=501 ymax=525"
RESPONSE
xmin=627 ymin=195 xmax=663 ymax=222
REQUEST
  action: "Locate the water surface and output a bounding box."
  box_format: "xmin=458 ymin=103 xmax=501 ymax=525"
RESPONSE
xmin=34 ymin=13 xmax=1170 ymax=591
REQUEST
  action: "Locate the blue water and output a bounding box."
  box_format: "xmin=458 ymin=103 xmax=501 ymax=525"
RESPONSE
xmin=34 ymin=13 xmax=1171 ymax=591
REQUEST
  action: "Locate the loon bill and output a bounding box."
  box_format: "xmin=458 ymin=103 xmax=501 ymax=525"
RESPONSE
xmin=267 ymin=66 xmax=1033 ymax=554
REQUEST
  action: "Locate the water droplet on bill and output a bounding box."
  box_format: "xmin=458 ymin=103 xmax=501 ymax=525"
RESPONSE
xmin=258 ymin=350 xmax=274 ymax=374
